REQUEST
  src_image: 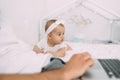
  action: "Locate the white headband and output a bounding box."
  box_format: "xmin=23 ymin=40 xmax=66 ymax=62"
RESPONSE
xmin=45 ymin=20 xmax=65 ymax=35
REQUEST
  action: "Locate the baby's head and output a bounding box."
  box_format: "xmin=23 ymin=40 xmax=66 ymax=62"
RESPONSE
xmin=45 ymin=19 xmax=65 ymax=45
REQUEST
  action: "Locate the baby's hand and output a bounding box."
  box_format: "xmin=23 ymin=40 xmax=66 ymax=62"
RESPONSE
xmin=33 ymin=45 xmax=44 ymax=54
xmin=36 ymin=49 xmax=44 ymax=54
xmin=66 ymin=44 xmax=72 ymax=50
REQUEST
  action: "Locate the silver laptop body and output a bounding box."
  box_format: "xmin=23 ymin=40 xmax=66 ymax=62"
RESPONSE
xmin=81 ymin=59 xmax=120 ymax=80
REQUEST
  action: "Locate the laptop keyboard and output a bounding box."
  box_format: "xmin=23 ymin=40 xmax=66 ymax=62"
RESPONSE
xmin=98 ymin=59 xmax=120 ymax=78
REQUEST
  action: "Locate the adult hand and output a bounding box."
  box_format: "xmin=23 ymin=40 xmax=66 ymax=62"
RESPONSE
xmin=62 ymin=52 xmax=94 ymax=80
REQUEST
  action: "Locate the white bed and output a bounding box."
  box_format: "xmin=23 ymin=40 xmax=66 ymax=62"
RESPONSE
xmin=0 ymin=21 xmax=120 ymax=74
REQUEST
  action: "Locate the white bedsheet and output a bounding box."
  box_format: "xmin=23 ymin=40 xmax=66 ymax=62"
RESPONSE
xmin=62 ymin=42 xmax=120 ymax=62
xmin=0 ymin=41 xmax=53 ymax=74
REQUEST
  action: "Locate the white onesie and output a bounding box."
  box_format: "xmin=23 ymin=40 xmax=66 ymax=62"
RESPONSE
xmin=37 ymin=38 xmax=67 ymax=52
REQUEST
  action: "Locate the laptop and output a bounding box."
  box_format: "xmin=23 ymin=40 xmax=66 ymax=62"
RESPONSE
xmin=81 ymin=59 xmax=120 ymax=80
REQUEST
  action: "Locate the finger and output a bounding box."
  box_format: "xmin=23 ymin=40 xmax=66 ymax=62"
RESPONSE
xmin=85 ymin=58 xmax=94 ymax=67
xmin=82 ymin=52 xmax=92 ymax=60
xmin=71 ymin=54 xmax=83 ymax=59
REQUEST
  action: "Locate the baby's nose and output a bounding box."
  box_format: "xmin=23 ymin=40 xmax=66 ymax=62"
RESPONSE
xmin=61 ymin=36 xmax=64 ymax=39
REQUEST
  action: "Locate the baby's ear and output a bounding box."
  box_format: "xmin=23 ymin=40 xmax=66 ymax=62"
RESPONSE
xmin=48 ymin=33 xmax=52 ymax=38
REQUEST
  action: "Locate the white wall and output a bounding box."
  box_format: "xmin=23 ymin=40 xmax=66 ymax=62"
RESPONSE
xmin=0 ymin=0 xmax=120 ymax=45
xmin=0 ymin=0 xmax=45 ymax=45
xmin=43 ymin=0 xmax=72 ymax=18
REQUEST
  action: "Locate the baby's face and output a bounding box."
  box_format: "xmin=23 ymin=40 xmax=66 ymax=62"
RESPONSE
xmin=49 ymin=25 xmax=65 ymax=45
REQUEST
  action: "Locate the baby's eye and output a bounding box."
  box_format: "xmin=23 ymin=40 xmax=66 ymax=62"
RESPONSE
xmin=58 ymin=34 xmax=61 ymax=36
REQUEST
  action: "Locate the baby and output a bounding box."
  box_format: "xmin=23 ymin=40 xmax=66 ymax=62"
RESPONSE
xmin=33 ymin=19 xmax=72 ymax=57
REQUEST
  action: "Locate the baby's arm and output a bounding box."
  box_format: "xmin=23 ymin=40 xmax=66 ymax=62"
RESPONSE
xmin=33 ymin=45 xmax=44 ymax=53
